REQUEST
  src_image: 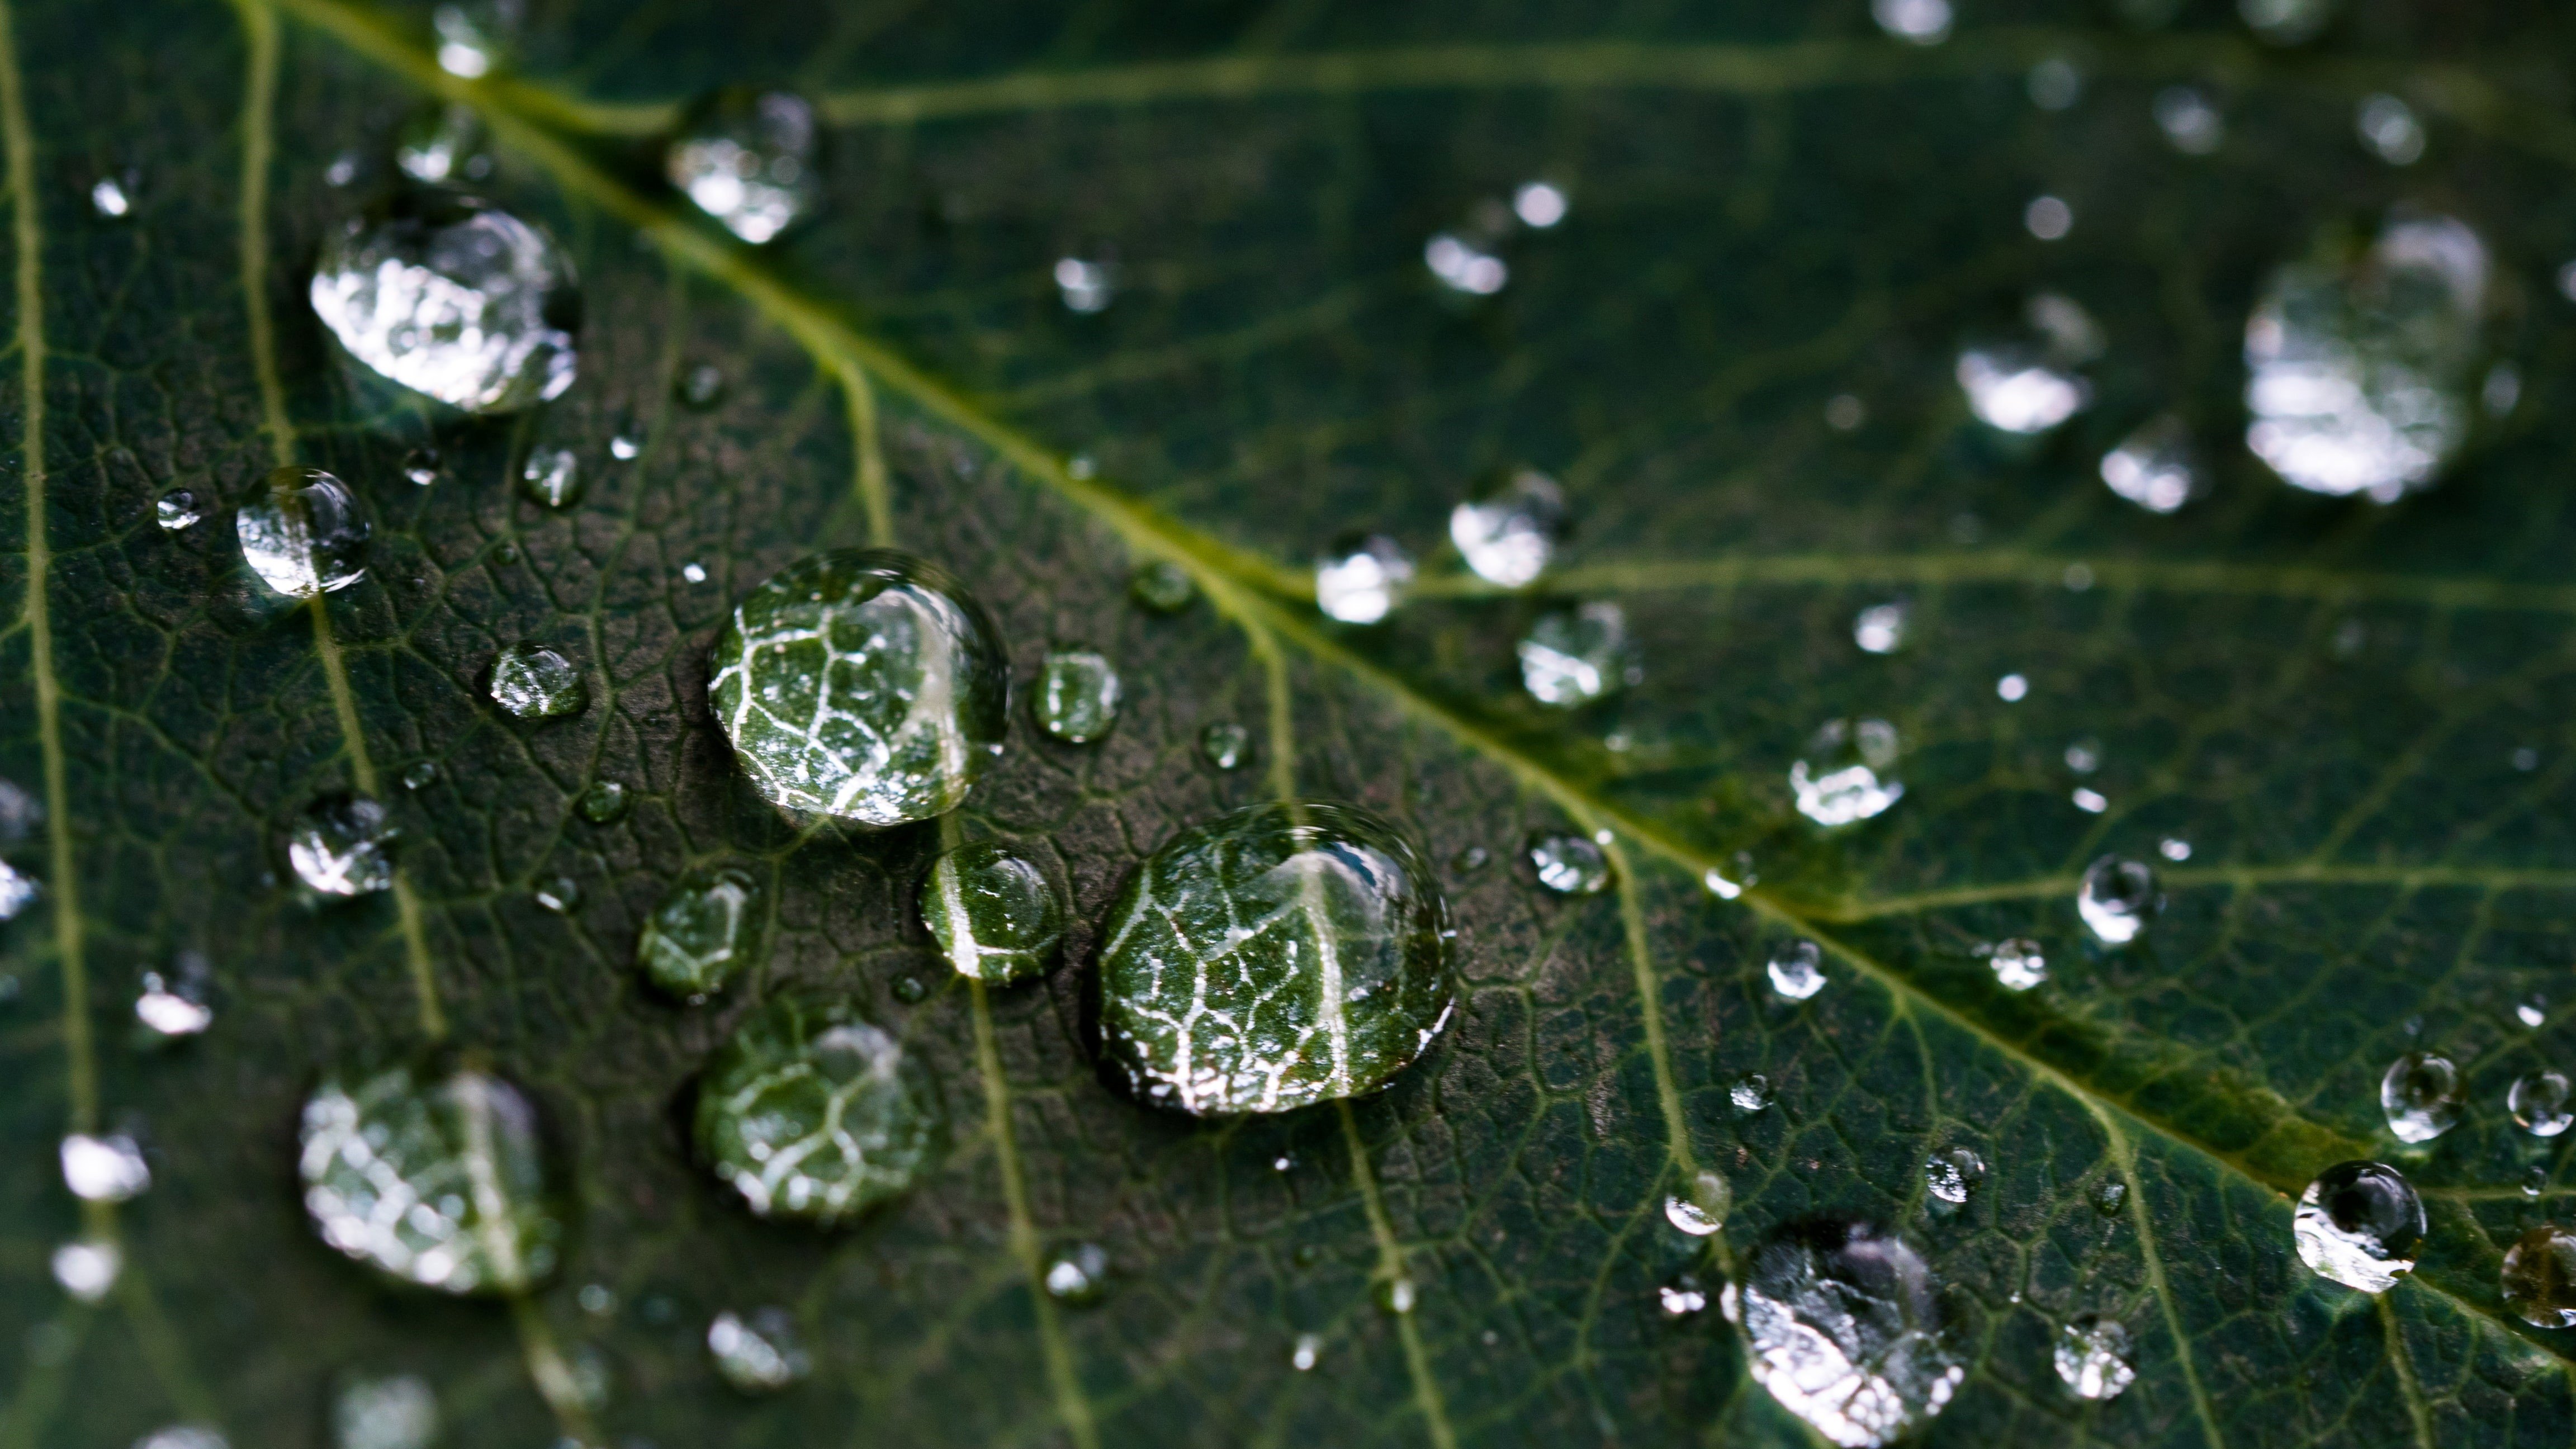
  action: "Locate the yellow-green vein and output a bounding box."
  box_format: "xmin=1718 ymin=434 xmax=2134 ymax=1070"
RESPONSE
xmin=2375 ymin=1294 xmax=2437 ymax=1449
xmin=1817 ymin=863 xmax=2576 ymax=923
xmin=1336 ymin=1098 xmax=1459 ymax=1449
xmin=839 ymin=358 xmax=891 ymax=546
xmin=2095 ymin=1111 xmax=2225 ymax=1449
xmin=1592 ymin=831 xmax=1697 ymax=1180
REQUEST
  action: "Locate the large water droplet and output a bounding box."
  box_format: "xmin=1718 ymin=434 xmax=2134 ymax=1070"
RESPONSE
xmin=1518 ymin=602 xmax=1637 ymax=707
xmin=1097 ymin=802 xmax=1452 ymax=1115
xmin=2076 ymin=855 xmax=2158 ymax=945
xmin=239 ymin=466 xmax=369 ymax=598
xmin=287 ymin=793 xmax=396 ymax=897
xmin=2380 ymin=1050 xmax=2463 ymax=1143
xmin=1450 ymin=469 xmax=1568 ymax=589
xmin=299 ymin=1060 xmax=562 ymax=1294
xmin=922 ymin=841 xmax=1064 ymax=986
xmin=51 ymin=1238 xmax=120 ymax=1302
xmin=1791 ymin=718 xmax=1903 ymax=826
xmin=310 ymin=192 xmax=578 ymax=414
xmin=667 ymin=89 xmax=821 ymax=245
xmin=2293 ymin=1160 xmax=2423 ymax=1292
xmin=695 ymin=997 xmax=943 ymax=1222
xmin=1873 ymin=0 xmax=1952 ymax=45
xmin=1315 ymin=533 xmax=1413 ymax=624
xmin=1036 ymin=647 xmax=1121 ymax=744
xmin=2512 ymin=1069 xmax=2572 ymax=1137
xmin=334 ymin=1374 xmax=438 ymax=1449
xmin=1044 ymin=1243 xmax=1110 ymax=1304
xmin=60 ymin=1132 xmax=150 ymax=1201
xmin=2054 ymin=1315 xmax=2136 ymax=1401
xmin=1985 ymin=937 xmax=2047 ymax=991
xmin=707 ymin=1308 xmax=811 ymax=1393
xmin=1768 ymin=940 xmax=1826 ymax=1001
xmin=2244 ymin=215 xmax=2484 ymax=501
xmin=708 ymin=550 xmax=1010 ymax=826
xmin=487 ymin=643 xmax=585 ymax=719
xmin=1723 ymin=1220 xmax=1963 ymax=1447
xmin=394 ymin=103 xmax=492 ymax=185
xmin=2504 ymin=1226 xmax=2576 ymax=1328
xmin=2100 ymin=414 xmax=2201 ymax=514
xmin=637 ymin=864 xmax=766 ymax=1000
xmin=1527 ymin=831 xmax=1609 ymax=895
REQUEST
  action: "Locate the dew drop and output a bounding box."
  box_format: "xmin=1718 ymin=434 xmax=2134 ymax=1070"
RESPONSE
xmin=1872 ymin=0 xmax=1952 ymax=45
xmin=707 ymin=1308 xmax=811 ymax=1393
xmin=1665 ymin=1170 xmax=1732 ymax=1237
xmin=1519 ymin=602 xmax=1636 ymax=707
xmin=1986 ymin=937 xmax=2047 ymax=992
xmin=681 ymin=560 xmax=708 ymax=584
xmin=2503 ymin=1225 xmax=2576 ymax=1328
xmin=575 ymin=779 xmax=628 ymax=823
xmin=155 ymin=487 xmax=202 ymax=530
xmin=1731 ymin=1072 xmax=1774 ymax=1113
xmin=2024 ymin=195 xmax=2073 ymax=242
xmin=608 ymin=435 xmax=640 ymax=461
xmin=1450 ymin=468 xmax=1568 ymax=589
xmin=1853 ymin=600 xmax=1909 ymax=655
xmin=51 ymin=1238 xmax=120 ymax=1302
xmin=488 ymin=643 xmax=586 ymax=719
xmin=431 ymin=0 xmax=520 ymax=77
xmin=1054 ymin=257 xmax=1115 ymax=314
xmin=1768 ymin=940 xmax=1826 ymax=1001
xmin=889 ymin=973 xmax=929 ymax=1005
xmin=2525 ymin=1166 xmax=2549 ymax=1199
xmin=1791 ymin=718 xmax=1903 ymax=826
xmin=708 ymin=550 xmax=1010 ymax=825
xmin=2511 ymin=1070 xmax=2572 ymax=1137
xmin=2076 ymin=855 xmax=2158 ymax=945
xmin=1043 ymin=1243 xmax=1110 ymax=1304
xmin=533 ymin=876 xmax=580 ymax=915
xmin=679 ymin=363 xmax=726 ymax=409
xmin=2158 ymin=836 xmax=2192 ymax=861
xmin=287 ymin=793 xmax=396 ymax=897
xmin=1290 ymin=1333 xmax=1321 ymax=1371
xmin=1376 ymin=1277 xmax=1419 ymax=1315
xmin=394 ymin=103 xmax=493 ymax=184
xmin=1957 ymin=295 xmax=2099 ymax=434
xmin=239 ymin=466 xmax=370 ymax=598
xmin=1129 ymin=560 xmax=1195 ymax=613
xmin=921 ymin=842 xmax=1064 ymax=986
xmin=1315 ymin=533 xmax=1413 ymax=624
xmin=1661 ymin=1274 xmax=1711 ymax=1318
xmin=668 ymin=89 xmax=821 ymax=245
xmin=2355 ymin=93 xmax=2425 ymax=165
xmin=2054 ymin=1315 xmax=2135 ymax=1401
xmin=60 ymin=1132 xmax=150 ymax=1202
xmin=1997 ymin=673 xmax=2030 ymax=702
xmin=310 ymin=192 xmax=577 ymax=414
xmin=1452 ymin=845 xmax=1491 ymax=874
xmin=134 ymin=958 xmax=214 ymax=1039
xmin=637 ymin=863 xmax=766 ymax=1000
xmin=1425 ymin=231 xmax=1506 ymax=295
xmin=695 ymin=997 xmax=944 ymax=1222
xmin=2091 ymin=1179 xmax=2127 ymax=1216
xmin=1036 ymin=647 xmax=1121 ymax=744
xmin=1200 ymin=721 xmax=1249 ymax=771
xmin=1527 ymin=831 xmax=1609 ymax=895
xmin=400 ymin=763 xmax=437 ymax=792
xmin=2100 ymin=414 xmax=2201 ymax=514
xmin=2380 ymin=1050 xmax=2463 ymax=1143
xmin=519 ymin=447 xmax=581 ymax=509
xmin=2292 ymin=1160 xmax=2424 ymax=1292
xmin=2072 ymin=787 xmax=2109 ymax=814
xmin=90 ymin=176 xmax=131 ymax=219
xmin=2153 ymin=86 xmax=2225 ymax=153
xmin=334 ymin=1374 xmax=438 ymax=1449
xmin=1098 ymin=802 xmax=1452 ymax=1115
xmin=1724 ymin=1220 xmax=1963 ymax=1447
xmin=1924 ymin=1147 xmax=1983 ymax=1205
xmin=1513 ymin=181 xmax=1568 ymax=229
xmin=401 ymin=447 xmax=440 ymax=486
xmin=300 ymin=1059 xmax=562 ymax=1294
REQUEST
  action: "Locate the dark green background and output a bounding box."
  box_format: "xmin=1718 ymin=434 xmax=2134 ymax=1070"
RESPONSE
xmin=6 ymin=0 xmax=2576 ymax=1445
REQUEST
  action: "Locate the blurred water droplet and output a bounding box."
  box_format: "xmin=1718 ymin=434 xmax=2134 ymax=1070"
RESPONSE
xmin=134 ymin=957 xmax=214 ymax=1039
xmin=1129 ymin=560 xmax=1194 ymax=613
xmin=1528 ymin=832 xmax=1609 ymax=895
xmin=2152 ymin=86 xmax=2225 ymax=153
xmin=884 ymin=973 xmax=925 ymax=1004
xmin=2381 ymin=1050 xmax=2463 ymax=1143
xmin=2559 ymin=260 xmax=2576 ymax=305
xmin=533 ymin=876 xmax=580 ymax=914
xmin=334 ymin=1374 xmax=438 ymax=1449
xmin=301 ymin=1060 xmax=561 ymax=1294
xmin=608 ymin=434 xmax=639 ymax=461
xmin=2055 ymin=1316 xmax=2135 ymax=1400
xmin=922 ymin=842 xmax=1064 ymax=986
xmin=1853 ymin=600 xmax=1909 ymax=655
xmin=2071 ymin=787 xmax=2108 ymax=814
xmin=61 ymin=1132 xmax=150 ymax=1202
xmin=2158 ymin=837 xmax=2192 ymax=861
xmin=1872 ymin=0 xmax=1952 ymax=45
xmin=1768 ymin=940 xmax=1826 ymax=1001
xmin=432 ymin=0 xmax=520 ymax=77
xmin=670 ymin=89 xmax=820 ymax=244
xmin=2512 ymin=1071 xmax=2571 ymax=1137
xmin=696 ymin=997 xmax=943 ymax=1221
xmin=519 ymin=447 xmax=581 ymax=509
xmin=2356 ymin=93 xmax=2425 ymax=165
xmin=2024 ymin=195 xmax=2073 ymax=241
xmin=394 ymin=761 xmax=438 ymax=793
xmin=2526 ymin=1166 xmax=2549 ymax=1198
xmin=2520 ymin=993 xmax=2548 ymax=1028
xmin=1291 ymin=1333 xmax=1322 ymax=1371
xmin=239 ymin=466 xmax=368 ymax=597
xmin=1376 ymin=1277 xmax=1419 ymax=1315
xmin=131 ymin=1427 xmax=226 ymax=1449
xmin=2028 ymin=56 xmax=2083 ymax=110
xmin=1997 ymin=673 xmax=2029 ymax=702
xmin=681 ymin=560 xmax=707 ymax=583
xmin=1792 ymin=718 xmax=1903 ymax=826
xmin=2240 ymin=0 xmax=2334 ymax=45
xmin=1451 ymin=468 xmax=1568 ymax=589
xmin=2483 ymin=362 xmax=2521 ymax=418
xmin=2294 ymin=1160 xmax=2421 ymax=1292
xmin=2091 ymin=1179 xmax=2127 ymax=1216
xmin=1451 ymin=845 xmax=1489 ymax=873
xmin=1732 ymin=1072 xmax=1774 ymax=1112
xmin=287 ymin=793 xmax=395 ymax=897
xmin=1824 ymin=392 xmax=1867 ymax=430
xmin=2503 ymin=1225 xmax=2576 ymax=1328
xmin=489 ymin=643 xmax=585 ymax=719
xmin=1958 ymin=295 xmax=2099 ymax=434
xmin=1519 ymin=602 xmax=1636 ymax=706
xmin=155 ymin=488 xmax=201 ymax=530
xmin=1985 ymin=938 xmax=2047 ymax=992
xmin=1044 ymin=1243 xmax=1110 ymax=1304
xmin=638 ymin=864 xmax=766 ymax=1000
xmin=394 ymin=103 xmax=492 ymax=184
xmin=3 ymin=861 xmax=51 ymax=921
xmin=1505 ymin=180 xmax=1568 ymax=230
xmin=1200 ymin=721 xmax=1249 ymax=771
xmin=1425 ymin=232 xmax=1507 ymax=295
xmin=2100 ymin=414 xmax=2201 ymax=513
xmin=1724 ymin=1220 xmax=1963 ymax=1447
xmin=1036 ymin=647 xmax=1121 ymax=744
xmin=90 ymin=176 xmax=130 ymax=218
xmin=51 ymin=1238 xmax=120 ymax=1301
xmin=2246 ymin=215 xmax=2485 ymax=501
xmin=1924 ymin=1147 xmax=1983 ymax=1205
xmin=1315 ymin=533 xmax=1413 ymax=623
xmin=576 ymin=780 xmax=627 ymax=823
xmin=2076 ymin=856 xmax=2158 ymax=945
xmin=1665 ymin=1169 xmax=1731 ymax=1236
xmin=400 ymin=447 xmax=440 ymax=486
xmin=1660 ymin=1274 xmax=1711 ymax=1318
xmin=311 ymin=192 xmax=577 ymax=414
xmin=577 ymin=1283 xmax=615 ymax=1315
xmin=678 ymin=363 xmax=726 ymax=409
xmin=1054 ymin=257 xmax=1115 ymax=314
xmin=707 ymin=1308 xmax=811 ymax=1393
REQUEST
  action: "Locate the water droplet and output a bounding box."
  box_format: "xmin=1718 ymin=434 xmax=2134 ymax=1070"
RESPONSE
xmin=608 ymin=435 xmax=640 ymax=461
xmin=2526 ymin=1166 xmax=2549 ymax=1198
xmin=1290 ymin=1333 xmax=1321 ymax=1371
xmin=2293 ymin=1160 xmax=2423 ymax=1292
xmin=60 ymin=1132 xmax=149 ymax=1202
xmin=922 ymin=842 xmax=1063 ymax=986
xmin=1924 ymin=1147 xmax=1983 ymax=1205
xmin=2024 ymin=195 xmax=2073 ymax=242
xmin=1129 ymin=560 xmax=1194 ymax=613
xmin=681 ymin=560 xmax=708 ymax=583
xmin=155 ymin=487 xmax=201 ymax=529
xmin=2503 ymin=1225 xmax=2576 ymax=1328
xmin=1376 ymin=1277 xmax=1419 ymax=1315
xmin=1791 ymin=718 xmax=1903 ymax=827
xmin=1986 ymin=938 xmax=2047 ymax=992
xmin=2355 ymin=93 xmax=2425 ymax=165
xmin=576 ymin=1282 xmax=615 ymax=1315
xmin=1723 ymin=1220 xmax=1963 ymax=1447
xmin=2063 ymin=738 xmax=2104 ymax=774
xmin=533 ymin=876 xmax=580 ymax=914
xmin=2246 ymin=215 xmax=2485 ymax=501
xmin=51 ymin=1237 xmax=120 ymax=1301
xmin=668 ymin=89 xmax=821 ymax=245
xmin=1425 ymin=231 xmax=1507 ymax=295
xmin=2091 ymin=1179 xmax=2127 ymax=1216
xmin=1099 ymin=802 xmax=1452 ymax=1115
xmin=2076 ymin=855 xmax=2158 ymax=945
xmin=2071 ymin=787 xmax=2109 ymax=815
xmin=708 ymin=550 xmax=1010 ymax=825
xmin=1768 ymin=940 xmax=1826 ymax=1001
xmin=239 ymin=466 xmax=369 ymax=597
xmin=287 ymin=793 xmax=395 ymax=897
xmin=0 ymin=859 xmax=40 ymax=921
xmin=132 ymin=1428 xmax=226 ymax=1449
xmin=1512 ymin=181 xmax=1568 ymax=228
xmin=2054 ymin=1315 xmax=2135 ymax=1401
xmin=1853 ymin=601 xmax=1909 ymax=655
xmin=1452 ymin=845 xmax=1490 ymax=874
xmin=1660 ymin=1274 xmax=1711 ymax=1318
xmin=1044 ymin=1243 xmax=1110 ymax=1304
xmin=90 ymin=175 xmax=131 ymax=218
xmin=637 ymin=864 xmax=766 ymax=1000
xmin=679 ymin=362 xmax=726 ymax=409
xmin=1200 ymin=721 xmax=1249 ymax=771
xmin=1036 ymin=647 xmax=1121 ymax=744
xmin=334 ymin=1374 xmax=438 ymax=1449
xmin=134 ymin=958 xmax=214 ymax=1039
xmin=1873 ymin=0 xmax=1952 ymax=45
xmin=1732 ymin=1072 xmax=1774 ymax=1112
xmin=311 ymin=192 xmax=577 ymax=414
xmin=1518 ymin=602 xmax=1636 ymax=707
xmin=2158 ymin=836 xmax=2192 ymax=861
xmin=1824 ymin=392 xmax=1867 ymax=430
xmin=1996 ymin=673 xmax=2029 ymax=702
xmin=695 ymin=996 xmax=944 ymax=1221
xmin=889 ymin=973 xmax=929 ymax=1004
xmin=1450 ymin=468 xmax=1568 ymax=589
xmin=2381 ymin=1050 xmax=2463 ymax=1143
xmin=576 ymin=780 xmax=627 ymax=823
xmin=2097 ymin=413 xmax=2201 ymax=514
xmin=1315 ymin=533 xmax=1413 ymax=624
xmin=401 ymin=447 xmax=440 ymax=486
xmin=1527 ymin=832 xmax=1609 ymax=895
xmin=431 ymin=0 xmax=519 ymax=77
xmin=487 ymin=643 xmax=586 ymax=720
xmin=300 ymin=1060 xmax=562 ymax=1294
xmin=2148 ymin=86 xmax=2225 ymax=155
xmin=2027 ymin=55 xmax=2083 ymax=110
xmin=2241 ymin=0 xmax=2333 ymax=45
xmin=1957 ymin=297 xmax=2099 ymax=434
xmin=2520 ymin=993 xmax=2549 ymax=1028
xmin=707 ymin=1308 xmax=811 ymax=1393
xmin=519 ymin=447 xmax=581 ymax=509
xmin=1666 ymin=1171 xmax=1732 ymax=1237
xmin=2512 ymin=1070 xmax=2572 ymax=1137
xmin=394 ymin=102 xmax=493 ymax=184
xmin=1054 ymin=257 xmax=1115 ymax=313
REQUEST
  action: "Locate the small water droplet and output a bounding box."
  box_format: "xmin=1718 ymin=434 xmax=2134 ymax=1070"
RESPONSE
xmin=1731 ymin=1072 xmax=1773 ymax=1113
xmin=1873 ymin=0 xmax=1952 ymax=44
xmin=2071 ymin=787 xmax=2109 ymax=814
xmin=2525 ymin=1166 xmax=2549 ymax=1199
xmin=1666 ymin=1170 xmax=1732 ymax=1236
xmin=89 ymin=176 xmax=131 ymax=218
xmin=2294 ymin=1161 xmax=2423 ymax=1292
xmin=239 ymin=466 xmax=369 ymax=597
xmin=401 ymin=447 xmax=440 ymax=486
xmin=1036 ymin=647 xmax=1121 ymax=744
xmin=154 ymin=487 xmax=201 ymax=530
xmin=669 ymin=89 xmax=821 ymax=245
xmin=394 ymin=102 xmax=493 ymax=184
xmin=1660 ymin=1273 xmax=1711 ymax=1318
xmin=2024 ymin=195 xmax=2073 ymax=242
xmin=638 ymin=864 xmax=766 ymax=1000
xmin=1512 ymin=181 xmax=1568 ymax=229
xmin=431 ymin=0 xmax=518 ymax=77
xmin=576 ymin=780 xmax=627 ymax=823
xmin=1997 ymin=672 xmax=2030 ymax=702
xmin=1315 ymin=533 xmax=1413 ymax=624
xmin=488 ymin=644 xmax=586 ymax=720
xmin=2502 ymin=1225 xmax=2576 ymax=1328
xmin=519 ymin=447 xmax=581 ymax=509
xmin=2520 ymin=994 xmax=2549 ymax=1029
xmin=577 ymin=1283 xmax=617 ymax=1315
xmin=301 ymin=1060 xmax=562 ymax=1293
xmin=2381 ymin=1050 xmax=2463 ymax=1143
xmin=2512 ymin=1071 xmax=2572 ymax=1137
xmin=0 ymin=860 xmax=40 ymax=922
xmin=2355 ymin=93 xmax=2426 ymax=165
xmin=1451 ymin=468 xmax=1568 ymax=589
xmin=678 ymin=363 xmax=726 ymax=409
xmin=707 ymin=1308 xmax=811 ymax=1393
xmin=1957 ymin=297 xmax=2097 ymax=434
xmin=681 ymin=560 xmax=708 ymax=583
xmin=1518 ymin=602 xmax=1636 ymax=707
xmin=1424 ymin=231 xmax=1507 ymax=295
xmin=1528 ymin=832 xmax=1610 ymax=895
xmin=2100 ymin=414 xmax=2201 ymax=513
xmin=1768 ymin=940 xmax=1826 ymax=1001
xmin=2076 ymin=855 xmax=2158 ymax=945
xmin=1129 ymin=560 xmax=1195 ymax=613
xmin=1853 ymin=600 xmax=1909 ymax=655
xmin=334 ymin=1373 xmax=438 ymax=1449
xmin=1727 ymin=1220 xmax=1963 ymax=1446
xmin=1924 ymin=1147 xmax=1983 ymax=1205
xmin=1451 ymin=845 xmax=1490 ymax=873
xmin=1376 ymin=1277 xmax=1419 ymax=1315
xmin=2158 ymin=836 xmax=2192 ymax=861
xmin=2054 ymin=1315 xmax=2135 ymax=1401
xmin=889 ymin=973 xmax=928 ymax=1004
xmin=1791 ymin=718 xmax=1903 ymax=826
xmin=534 ymin=876 xmax=580 ymax=915
xmin=1054 ymin=257 xmax=1115 ymax=313
xmin=2241 ymin=0 xmax=2333 ymax=44
xmin=1985 ymin=938 xmax=2047 ymax=992
xmin=311 ymin=192 xmax=577 ymax=413
xmin=1043 ymin=1243 xmax=1110 ymax=1304
xmin=51 ymin=1237 xmax=120 ymax=1301
xmin=60 ymin=1132 xmax=150 ymax=1201
xmin=134 ymin=956 xmax=214 ymax=1040
xmin=2091 ymin=1179 xmax=2127 ymax=1216
xmin=287 ymin=793 xmax=395 ymax=897
xmin=2153 ymin=85 xmax=2225 ymax=153
xmin=608 ymin=434 xmax=640 ymax=461
xmin=2027 ymin=56 xmax=2083 ymax=110
xmin=922 ymin=841 xmax=1064 ymax=986
xmin=696 ymin=997 xmax=944 ymax=1221
xmin=1200 ymin=721 xmax=1249 ymax=771
xmin=1825 ymin=392 xmax=1867 ymax=430
xmin=1290 ymin=1333 xmax=1321 ymax=1371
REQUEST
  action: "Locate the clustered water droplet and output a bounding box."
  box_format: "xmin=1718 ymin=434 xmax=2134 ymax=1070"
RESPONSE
xmin=2292 ymin=1160 xmax=2423 ymax=1293
xmin=310 ymin=192 xmax=579 ymax=414
xmin=2054 ymin=1315 xmax=2136 ymax=1401
xmin=695 ymin=996 xmax=943 ymax=1221
xmin=921 ymin=841 xmax=1064 ymax=986
xmin=1724 ymin=1220 xmax=1963 ymax=1447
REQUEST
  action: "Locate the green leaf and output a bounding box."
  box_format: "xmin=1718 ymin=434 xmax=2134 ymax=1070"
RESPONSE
xmin=6 ymin=2 xmax=2576 ymax=1446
